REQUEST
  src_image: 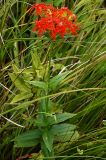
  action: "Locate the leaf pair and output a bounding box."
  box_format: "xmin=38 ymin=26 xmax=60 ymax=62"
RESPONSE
xmin=14 ymin=113 xmax=78 ymax=148
xmin=14 ymin=123 xmax=78 ymax=148
xmin=25 ymin=71 xmax=69 ymax=92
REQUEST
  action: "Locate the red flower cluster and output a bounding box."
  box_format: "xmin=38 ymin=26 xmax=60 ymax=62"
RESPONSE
xmin=31 ymin=3 xmax=79 ymax=40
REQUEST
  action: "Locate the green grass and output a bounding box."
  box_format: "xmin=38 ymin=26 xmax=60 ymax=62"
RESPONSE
xmin=0 ymin=0 xmax=106 ymax=160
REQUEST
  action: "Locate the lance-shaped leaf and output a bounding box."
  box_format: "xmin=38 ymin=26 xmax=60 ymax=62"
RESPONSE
xmin=51 ymin=123 xmax=77 ymax=142
xmin=49 ymin=72 xmax=69 ymax=91
xmin=9 ymin=73 xmax=31 ymax=92
xmin=25 ymin=80 xmax=48 ymax=91
xmin=31 ymin=48 xmax=42 ymax=70
xmin=48 ymin=112 xmax=76 ymax=125
xmin=11 ymin=92 xmax=33 ymax=104
xmin=14 ymin=129 xmax=41 ymax=147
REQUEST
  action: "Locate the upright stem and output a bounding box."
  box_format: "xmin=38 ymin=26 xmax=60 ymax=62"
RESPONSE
xmin=41 ymin=42 xmax=55 ymax=160
xmin=46 ymin=42 xmax=52 ymax=112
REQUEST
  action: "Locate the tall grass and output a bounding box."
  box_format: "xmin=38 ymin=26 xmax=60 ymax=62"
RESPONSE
xmin=0 ymin=0 xmax=106 ymax=160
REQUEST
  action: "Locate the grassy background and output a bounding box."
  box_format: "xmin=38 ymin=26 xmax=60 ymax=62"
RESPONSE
xmin=0 ymin=0 xmax=106 ymax=160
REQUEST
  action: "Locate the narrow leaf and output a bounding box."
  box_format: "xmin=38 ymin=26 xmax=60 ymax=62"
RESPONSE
xmin=31 ymin=48 xmax=42 ymax=70
xmin=14 ymin=129 xmax=41 ymax=147
xmin=25 ymin=80 xmax=48 ymax=91
xmin=11 ymin=92 xmax=33 ymax=104
xmin=48 ymin=113 xmax=76 ymax=125
xmin=14 ymin=129 xmax=41 ymax=141
xmin=15 ymin=139 xmax=39 ymax=147
xmin=49 ymin=72 xmax=69 ymax=90
xmin=9 ymin=73 xmax=31 ymax=92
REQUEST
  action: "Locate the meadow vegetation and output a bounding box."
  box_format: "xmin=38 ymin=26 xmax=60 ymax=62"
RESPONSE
xmin=0 ymin=0 xmax=106 ymax=160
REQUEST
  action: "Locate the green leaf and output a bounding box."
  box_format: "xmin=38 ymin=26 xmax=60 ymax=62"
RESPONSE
xmin=14 ymin=129 xmax=41 ymax=141
xmin=11 ymin=92 xmax=33 ymax=103
xmin=25 ymin=80 xmax=48 ymax=91
xmin=51 ymin=123 xmax=76 ymax=142
xmin=15 ymin=139 xmax=39 ymax=147
xmin=42 ymin=129 xmax=53 ymax=152
xmin=31 ymin=48 xmax=42 ymax=70
xmin=14 ymin=129 xmax=41 ymax=147
xmin=9 ymin=73 xmax=31 ymax=92
xmin=49 ymin=72 xmax=69 ymax=90
xmin=31 ymin=48 xmax=45 ymax=79
xmin=48 ymin=113 xmax=76 ymax=125
xmin=54 ymin=0 xmax=65 ymax=7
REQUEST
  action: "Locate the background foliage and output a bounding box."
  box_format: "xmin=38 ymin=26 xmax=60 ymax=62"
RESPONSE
xmin=0 ymin=0 xmax=106 ymax=160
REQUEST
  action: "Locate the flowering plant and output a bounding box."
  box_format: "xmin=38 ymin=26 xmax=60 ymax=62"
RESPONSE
xmin=31 ymin=3 xmax=79 ymax=40
xmin=14 ymin=3 xmax=79 ymax=160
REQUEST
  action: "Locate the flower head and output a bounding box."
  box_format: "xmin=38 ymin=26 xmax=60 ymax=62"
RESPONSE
xmin=31 ymin=3 xmax=79 ymax=40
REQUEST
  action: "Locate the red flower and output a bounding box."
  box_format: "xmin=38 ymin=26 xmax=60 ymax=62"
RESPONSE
xmin=31 ymin=3 xmax=54 ymax=17
xmin=33 ymin=17 xmax=55 ymax=36
xmin=31 ymin=3 xmax=79 ymax=40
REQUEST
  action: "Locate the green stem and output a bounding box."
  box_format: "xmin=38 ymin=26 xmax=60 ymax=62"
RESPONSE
xmin=42 ymin=42 xmax=55 ymax=159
